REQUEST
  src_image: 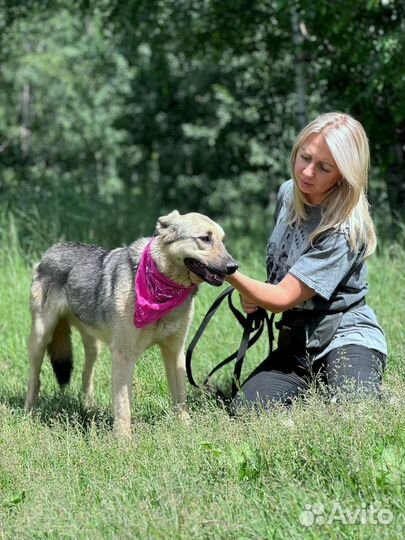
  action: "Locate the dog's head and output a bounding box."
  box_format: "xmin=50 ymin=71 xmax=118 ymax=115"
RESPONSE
xmin=154 ymin=210 xmax=238 ymax=286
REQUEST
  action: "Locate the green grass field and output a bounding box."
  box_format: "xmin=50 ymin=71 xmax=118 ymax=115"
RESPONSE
xmin=0 ymin=239 xmax=404 ymax=539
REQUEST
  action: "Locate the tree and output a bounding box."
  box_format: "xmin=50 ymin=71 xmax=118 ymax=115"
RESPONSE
xmin=0 ymin=0 xmax=403 ymax=251
xmin=297 ymin=0 xmax=404 ymax=226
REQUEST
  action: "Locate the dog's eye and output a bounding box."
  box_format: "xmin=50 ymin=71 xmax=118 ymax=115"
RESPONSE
xmin=199 ymin=235 xmax=211 ymax=243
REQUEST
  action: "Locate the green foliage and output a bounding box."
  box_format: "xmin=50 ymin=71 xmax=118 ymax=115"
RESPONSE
xmin=298 ymin=0 xmax=405 ymax=222
xmin=0 ymin=0 xmax=403 ymax=250
xmin=374 ymin=444 xmax=405 ymax=494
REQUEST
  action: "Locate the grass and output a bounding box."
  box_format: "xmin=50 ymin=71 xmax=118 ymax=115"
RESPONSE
xmin=0 ymin=236 xmax=404 ymax=539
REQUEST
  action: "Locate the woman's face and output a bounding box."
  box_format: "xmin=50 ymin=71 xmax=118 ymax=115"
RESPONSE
xmin=294 ymin=132 xmax=341 ymax=204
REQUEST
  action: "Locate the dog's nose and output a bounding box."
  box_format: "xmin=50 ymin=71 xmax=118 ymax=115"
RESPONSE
xmin=226 ymin=260 xmax=239 ymax=275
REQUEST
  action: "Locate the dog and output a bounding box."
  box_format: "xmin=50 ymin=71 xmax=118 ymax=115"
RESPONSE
xmin=24 ymin=210 xmax=238 ymax=437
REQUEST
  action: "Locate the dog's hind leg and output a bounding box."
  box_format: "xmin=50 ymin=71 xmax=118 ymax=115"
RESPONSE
xmin=25 ymin=312 xmax=56 ymax=410
xmin=79 ymin=330 xmax=102 ymax=408
xmin=160 ymin=340 xmax=190 ymax=423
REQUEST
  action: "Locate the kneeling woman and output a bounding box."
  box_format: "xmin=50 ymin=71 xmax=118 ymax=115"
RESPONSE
xmin=220 ymin=112 xmax=386 ymax=409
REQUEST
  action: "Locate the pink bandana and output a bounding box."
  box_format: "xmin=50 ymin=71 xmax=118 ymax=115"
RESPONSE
xmin=134 ymin=239 xmax=196 ymax=328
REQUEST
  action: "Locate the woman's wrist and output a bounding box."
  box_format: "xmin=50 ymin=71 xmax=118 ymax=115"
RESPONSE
xmin=225 ymin=271 xmax=239 ymax=284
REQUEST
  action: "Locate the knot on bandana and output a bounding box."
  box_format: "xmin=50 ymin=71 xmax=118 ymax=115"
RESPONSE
xmin=134 ymin=239 xmax=196 ymax=328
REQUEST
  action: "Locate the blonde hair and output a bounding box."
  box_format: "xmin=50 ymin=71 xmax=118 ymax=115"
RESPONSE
xmin=289 ymin=112 xmax=376 ymax=258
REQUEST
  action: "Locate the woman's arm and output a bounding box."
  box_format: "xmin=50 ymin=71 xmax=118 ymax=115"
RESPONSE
xmin=226 ymin=271 xmax=316 ymax=313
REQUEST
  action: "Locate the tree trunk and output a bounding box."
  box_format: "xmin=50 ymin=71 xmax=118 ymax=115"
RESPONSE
xmin=290 ymin=6 xmax=308 ymax=130
xmin=20 ymin=83 xmax=31 ymax=158
xmin=385 ymin=142 xmax=405 ymax=228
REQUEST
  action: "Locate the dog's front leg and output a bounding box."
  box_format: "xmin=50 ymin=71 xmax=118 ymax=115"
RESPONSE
xmin=160 ymin=341 xmax=190 ymax=423
xmin=80 ymin=331 xmax=102 ymax=408
xmin=111 ymin=349 xmax=136 ymax=438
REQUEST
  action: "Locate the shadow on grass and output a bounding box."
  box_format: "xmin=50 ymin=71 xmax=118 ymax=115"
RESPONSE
xmin=0 ymin=390 xmax=180 ymax=434
xmin=1 ymin=392 xmax=112 ymax=433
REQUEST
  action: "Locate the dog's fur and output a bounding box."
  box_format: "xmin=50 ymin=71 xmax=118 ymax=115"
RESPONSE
xmin=24 ymin=210 xmax=238 ymax=437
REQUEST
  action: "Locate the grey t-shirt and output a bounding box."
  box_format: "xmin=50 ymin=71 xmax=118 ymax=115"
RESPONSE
xmin=266 ymin=180 xmax=387 ymax=358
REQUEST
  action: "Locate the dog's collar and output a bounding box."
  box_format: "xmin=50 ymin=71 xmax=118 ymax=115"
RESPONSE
xmin=134 ymin=239 xmax=196 ymax=328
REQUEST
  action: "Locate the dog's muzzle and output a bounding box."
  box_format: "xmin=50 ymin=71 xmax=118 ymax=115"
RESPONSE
xmin=184 ymin=258 xmax=238 ymax=287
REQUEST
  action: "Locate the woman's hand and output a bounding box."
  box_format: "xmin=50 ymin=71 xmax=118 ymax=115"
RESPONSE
xmin=226 ymin=270 xmax=315 ymax=313
xmin=240 ymin=294 xmax=259 ymax=314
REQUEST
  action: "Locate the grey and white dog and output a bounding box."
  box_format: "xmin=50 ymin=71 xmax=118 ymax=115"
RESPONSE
xmin=25 ymin=210 xmax=238 ymax=437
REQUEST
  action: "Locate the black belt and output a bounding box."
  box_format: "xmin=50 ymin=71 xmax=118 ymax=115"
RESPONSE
xmin=278 ymin=298 xmax=366 ymax=325
xmin=275 ymin=298 xmax=366 ymax=353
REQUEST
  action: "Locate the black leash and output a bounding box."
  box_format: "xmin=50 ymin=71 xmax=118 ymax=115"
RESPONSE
xmin=186 ymin=287 xmax=275 ymax=404
xmin=186 ymin=284 xmax=366 ymax=408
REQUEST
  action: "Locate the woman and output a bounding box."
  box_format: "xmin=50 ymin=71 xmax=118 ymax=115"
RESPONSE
xmin=194 ymin=112 xmax=387 ymax=409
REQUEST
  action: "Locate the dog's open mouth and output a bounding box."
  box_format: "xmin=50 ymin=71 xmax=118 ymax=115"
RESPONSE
xmin=184 ymin=258 xmax=226 ymax=287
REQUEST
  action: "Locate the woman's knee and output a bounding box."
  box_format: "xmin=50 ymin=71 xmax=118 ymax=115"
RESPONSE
xmin=230 ymin=369 xmax=309 ymax=413
xmin=324 ymin=345 xmax=386 ymax=399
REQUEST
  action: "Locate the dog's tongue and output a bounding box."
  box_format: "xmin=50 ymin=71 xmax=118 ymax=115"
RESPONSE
xmin=184 ymin=258 xmax=225 ymax=287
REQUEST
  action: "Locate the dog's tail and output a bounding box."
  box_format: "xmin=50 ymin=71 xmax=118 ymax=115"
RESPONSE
xmin=47 ymin=318 xmax=73 ymax=387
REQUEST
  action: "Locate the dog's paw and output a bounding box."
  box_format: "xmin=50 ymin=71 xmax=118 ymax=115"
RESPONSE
xmin=24 ymin=396 xmax=37 ymax=412
xmin=176 ymin=408 xmax=191 ymax=425
xmin=80 ymin=392 xmax=96 ymax=409
xmin=113 ymin=420 xmax=133 ymax=440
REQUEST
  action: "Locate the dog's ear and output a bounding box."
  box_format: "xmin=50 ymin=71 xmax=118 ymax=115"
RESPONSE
xmin=155 ymin=210 xmax=181 ymax=242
